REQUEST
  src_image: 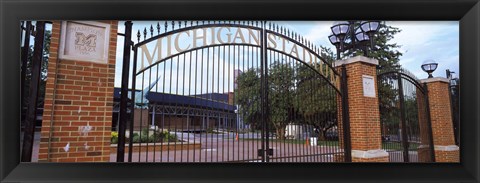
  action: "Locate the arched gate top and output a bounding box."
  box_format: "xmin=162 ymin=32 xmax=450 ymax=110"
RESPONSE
xmin=131 ymin=21 xmax=342 ymax=92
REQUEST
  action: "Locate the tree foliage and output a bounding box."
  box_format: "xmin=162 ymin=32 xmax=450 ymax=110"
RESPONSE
xmin=235 ymin=22 xmax=405 ymax=141
xmin=23 ymin=29 xmax=51 ymax=109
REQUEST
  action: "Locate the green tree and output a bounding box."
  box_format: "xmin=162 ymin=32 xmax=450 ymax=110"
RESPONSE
xmin=268 ymin=62 xmax=295 ymax=140
xmin=294 ymin=62 xmax=337 ymax=141
xmin=234 ymin=69 xmax=262 ymax=131
xmin=341 ymin=22 xmax=402 ymax=72
xmin=341 ymin=22 xmax=403 ymax=128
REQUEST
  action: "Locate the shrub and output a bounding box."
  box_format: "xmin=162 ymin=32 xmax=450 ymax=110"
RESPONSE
xmin=111 ymin=132 xmax=119 ymax=144
xmin=133 ymin=134 xmax=140 ymax=143
xmin=141 ymin=128 xmax=150 ymax=136
xmin=140 ymin=134 xmax=149 ymax=143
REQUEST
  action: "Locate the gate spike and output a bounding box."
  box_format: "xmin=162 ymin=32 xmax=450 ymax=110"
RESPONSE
xmin=165 ymin=21 xmax=168 ymax=32
xmin=190 ymin=21 xmax=193 ymax=26
xmin=172 ymin=21 xmax=175 ymax=30
xmin=255 ymin=21 xmax=258 ymax=27
xmin=150 ymin=25 xmax=154 ymax=37
xmin=157 ymin=22 xmax=160 ymax=34
xmin=268 ymin=22 xmax=271 ymax=29
xmin=178 ymin=21 xmax=182 ymax=28
xmin=185 ymin=21 xmax=187 ymax=27
xmin=143 ymin=27 xmax=147 ymax=40
xmin=137 ymin=30 xmax=140 ymax=43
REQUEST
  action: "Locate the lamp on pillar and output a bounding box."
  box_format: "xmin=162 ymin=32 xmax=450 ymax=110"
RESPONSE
xmin=328 ymin=21 xmax=381 ymax=60
xmin=421 ymin=59 xmax=438 ymax=78
xmin=446 ymin=69 xmax=458 ymax=87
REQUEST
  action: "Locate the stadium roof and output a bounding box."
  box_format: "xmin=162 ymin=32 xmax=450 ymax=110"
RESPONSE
xmin=113 ymin=88 xmax=235 ymax=111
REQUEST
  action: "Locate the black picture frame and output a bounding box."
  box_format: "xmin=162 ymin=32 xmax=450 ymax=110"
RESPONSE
xmin=1 ymin=0 xmax=479 ymax=182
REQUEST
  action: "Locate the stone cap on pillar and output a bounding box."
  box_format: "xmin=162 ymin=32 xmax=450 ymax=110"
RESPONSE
xmin=420 ymin=77 xmax=450 ymax=84
xmin=333 ymin=56 xmax=379 ymax=68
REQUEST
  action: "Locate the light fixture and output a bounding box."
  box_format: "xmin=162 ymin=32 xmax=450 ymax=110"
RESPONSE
xmin=446 ymin=69 xmax=458 ymax=86
xmin=421 ymin=59 xmax=438 ymax=78
xmin=329 ymin=21 xmax=381 ymax=60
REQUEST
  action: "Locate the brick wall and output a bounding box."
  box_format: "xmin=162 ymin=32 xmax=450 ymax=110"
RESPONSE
xmin=38 ymin=21 xmax=118 ymax=162
xmin=334 ymin=56 xmax=387 ymax=162
xmin=342 ymin=62 xmax=382 ymax=151
xmin=435 ymin=149 xmax=460 ymax=162
xmin=426 ymin=81 xmax=455 ymax=146
xmin=422 ymin=79 xmax=459 ymax=162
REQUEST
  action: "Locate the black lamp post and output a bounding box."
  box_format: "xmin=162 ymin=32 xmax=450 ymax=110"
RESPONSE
xmin=421 ymin=59 xmax=438 ymax=78
xmin=328 ymin=21 xmax=381 ymax=60
xmin=446 ymin=69 xmax=458 ymax=87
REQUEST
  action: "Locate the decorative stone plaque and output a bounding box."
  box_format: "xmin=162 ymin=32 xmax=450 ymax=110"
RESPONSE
xmin=362 ymin=75 xmax=376 ymax=98
xmin=59 ymin=21 xmax=110 ymax=64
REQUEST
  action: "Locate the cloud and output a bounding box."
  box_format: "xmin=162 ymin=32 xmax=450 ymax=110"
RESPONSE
xmin=114 ymin=21 xmax=460 ymax=88
xmin=387 ymin=21 xmax=459 ymax=78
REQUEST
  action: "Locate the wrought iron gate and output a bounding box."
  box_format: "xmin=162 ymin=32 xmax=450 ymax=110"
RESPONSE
xmin=116 ymin=21 xmax=350 ymax=163
xmin=377 ymin=68 xmax=435 ymax=162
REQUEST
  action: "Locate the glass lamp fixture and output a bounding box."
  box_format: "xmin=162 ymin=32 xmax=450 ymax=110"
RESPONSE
xmin=328 ymin=34 xmax=341 ymax=46
xmin=360 ymin=21 xmax=381 ymax=34
xmin=355 ymin=31 xmax=369 ymax=43
xmin=331 ymin=21 xmax=350 ymax=39
xmin=329 ymin=21 xmax=381 ymax=59
xmin=421 ymin=59 xmax=438 ymax=78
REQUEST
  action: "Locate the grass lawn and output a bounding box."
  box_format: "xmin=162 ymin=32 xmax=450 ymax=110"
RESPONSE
xmin=382 ymin=142 xmax=419 ymax=150
xmin=243 ymin=138 xmax=339 ymax=147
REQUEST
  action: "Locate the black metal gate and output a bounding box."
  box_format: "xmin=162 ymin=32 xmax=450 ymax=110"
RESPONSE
xmin=377 ymin=68 xmax=435 ymax=162
xmin=116 ymin=21 xmax=350 ymax=163
xmin=20 ymin=21 xmax=50 ymax=162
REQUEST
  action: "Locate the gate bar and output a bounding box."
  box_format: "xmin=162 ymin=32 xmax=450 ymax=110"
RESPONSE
xmin=261 ymin=21 xmax=271 ymax=162
xmin=117 ymin=21 xmax=133 ymax=162
xmin=21 ymin=21 xmax=46 ymax=162
xmin=21 ymin=21 xmax=32 ymax=123
xmin=340 ymin=65 xmax=352 ymax=162
xmin=397 ymin=72 xmax=410 ymax=162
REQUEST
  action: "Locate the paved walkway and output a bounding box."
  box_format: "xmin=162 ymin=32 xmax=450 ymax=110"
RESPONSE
xmin=26 ymin=132 xmax=343 ymax=162
xmin=111 ymin=136 xmax=343 ymax=163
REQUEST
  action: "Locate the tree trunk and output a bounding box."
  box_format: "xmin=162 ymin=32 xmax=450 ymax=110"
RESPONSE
xmin=319 ymin=129 xmax=326 ymax=141
xmin=276 ymin=128 xmax=286 ymax=140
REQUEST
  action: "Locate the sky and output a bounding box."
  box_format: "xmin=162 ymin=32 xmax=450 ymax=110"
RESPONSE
xmin=114 ymin=21 xmax=459 ymax=89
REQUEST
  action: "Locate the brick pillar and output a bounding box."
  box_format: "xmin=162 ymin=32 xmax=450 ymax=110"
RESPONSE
xmin=334 ymin=56 xmax=389 ymax=162
xmin=416 ymin=88 xmax=434 ymax=162
xmin=38 ymin=21 xmax=118 ymax=162
xmin=420 ymin=78 xmax=459 ymax=162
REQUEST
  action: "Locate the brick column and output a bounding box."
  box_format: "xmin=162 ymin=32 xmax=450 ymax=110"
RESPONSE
xmin=38 ymin=21 xmax=118 ymax=162
xmin=334 ymin=56 xmax=389 ymax=162
xmin=415 ymin=89 xmax=433 ymax=162
xmin=420 ymin=77 xmax=459 ymax=162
